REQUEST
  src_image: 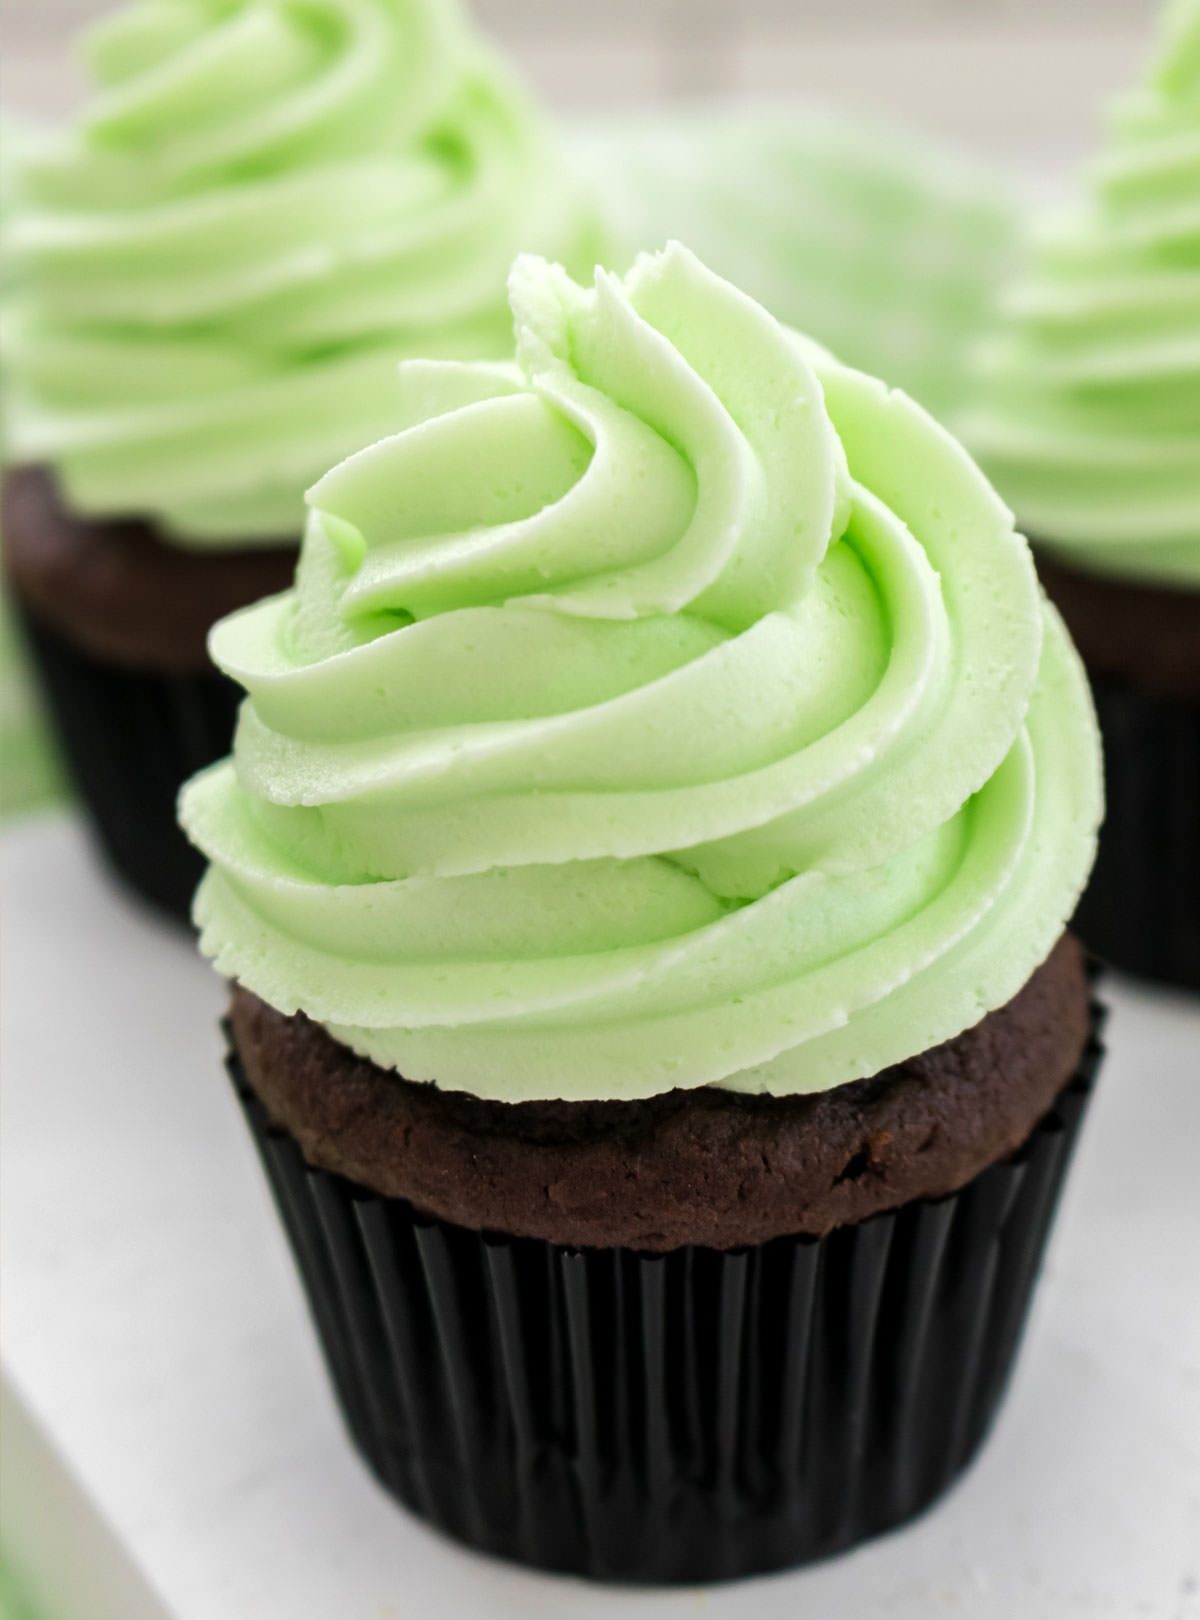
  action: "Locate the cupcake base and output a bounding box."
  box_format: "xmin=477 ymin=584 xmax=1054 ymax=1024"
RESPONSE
xmin=1 ymin=466 xmax=298 ymax=923
xmin=1033 ymin=550 xmax=1200 ymax=992
xmin=19 ymin=607 xmax=240 ymax=921
xmin=228 ymin=993 xmax=1104 ymax=1584
xmin=1072 ymin=674 xmax=1200 ymax=992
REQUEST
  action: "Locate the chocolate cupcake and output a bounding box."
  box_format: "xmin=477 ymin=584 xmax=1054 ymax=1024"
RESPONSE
xmin=181 ymin=245 xmax=1105 ymax=1581
xmin=965 ymin=0 xmax=1200 ymax=990
xmin=0 ymin=0 xmax=607 ymax=918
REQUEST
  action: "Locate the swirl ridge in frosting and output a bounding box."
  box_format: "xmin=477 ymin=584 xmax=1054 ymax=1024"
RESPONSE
xmin=1 ymin=0 xmax=605 ymax=544
xmin=181 ymin=244 xmax=1101 ymax=1102
xmin=965 ymin=0 xmax=1200 ymax=584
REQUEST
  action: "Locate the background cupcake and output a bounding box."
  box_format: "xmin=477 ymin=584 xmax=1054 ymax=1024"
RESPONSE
xmin=965 ymin=0 xmax=1200 ymax=990
xmin=181 ymin=246 xmax=1104 ymax=1582
xmin=0 ymin=0 xmax=607 ymax=919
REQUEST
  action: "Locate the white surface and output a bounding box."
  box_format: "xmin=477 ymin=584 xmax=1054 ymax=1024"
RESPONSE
xmin=3 ymin=812 xmax=1200 ymax=1620
xmin=1 ymin=3 xmax=1148 ymax=169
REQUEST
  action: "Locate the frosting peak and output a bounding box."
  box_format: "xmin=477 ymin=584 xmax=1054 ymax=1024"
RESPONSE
xmin=181 ymin=246 xmax=1101 ymax=1102
xmin=965 ymin=0 xmax=1200 ymax=585
xmin=308 ymin=250 xmax=847 ymax=637
xmin=1 ymin=0 xmax=604 ymax=544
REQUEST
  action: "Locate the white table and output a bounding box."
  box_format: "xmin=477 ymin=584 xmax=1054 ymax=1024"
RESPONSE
xmin=3 ymin=812 xmax=1199 ymax=1620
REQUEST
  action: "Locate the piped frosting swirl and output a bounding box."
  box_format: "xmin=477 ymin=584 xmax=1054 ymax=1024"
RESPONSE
xmin=181 ymin=245 xmax=1101 ymax=1102
xmin=1 ymin=0 xmax=603 ymax=544
xmin=966 ymin=0 xmax=1200 ymax=584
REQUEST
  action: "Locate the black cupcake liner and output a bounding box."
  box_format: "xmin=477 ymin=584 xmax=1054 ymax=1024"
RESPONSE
xmin=228 ymin=993 xmax=1105 ymax=1584
xmin=1074 ymin=674 xmax=1200 ymax=992
xmin=17 ymin=606 xmax=240 ymax=923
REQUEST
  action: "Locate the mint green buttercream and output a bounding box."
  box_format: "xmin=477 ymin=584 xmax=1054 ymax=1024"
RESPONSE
xmin=966 ymin=0 xmax=1200 ymax=585
xmin=1 ymin=0 xmax=605 ymax=544
xmin=180 ymin=246 xmax=1101 ymax=1102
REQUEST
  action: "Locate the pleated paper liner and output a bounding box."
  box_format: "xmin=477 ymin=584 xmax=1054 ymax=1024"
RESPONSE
xmin=1073 ymin=674 xmax=1200 ymax=992
xmin=228 ymin=990 xmax=1106 ymax=1585
xmin=18 ymin=606 xmax=240 ymax=924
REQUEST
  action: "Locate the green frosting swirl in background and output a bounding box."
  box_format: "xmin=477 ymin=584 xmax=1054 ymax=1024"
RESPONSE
xmin=577 ymin=102 xmax=1025 ymax=425
xmin=966 ymin=0 xmax=1200 ymax=584
xmin=1 ymin=0 xmax=605 ymax=544
xmin=181 ymin=245 xmax=1100 ymax=1103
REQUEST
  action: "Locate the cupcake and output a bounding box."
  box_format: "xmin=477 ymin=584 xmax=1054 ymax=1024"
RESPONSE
xmin=577 ymin=102 xmax=1025 ymax=422
xmin=0 ymin=0 xmax=606 ymax=919
xmin=181 ymin=246 xmax=1104 ymax=1581
xmin=965 ymin=0 xmax=1200 ymax=990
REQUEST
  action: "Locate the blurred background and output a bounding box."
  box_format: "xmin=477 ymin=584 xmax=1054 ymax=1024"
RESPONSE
xmin=0 ymin=0 xmax=1160 ymax=179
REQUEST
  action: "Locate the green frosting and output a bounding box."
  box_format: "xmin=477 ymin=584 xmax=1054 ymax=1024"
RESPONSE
xmin=1 ymin=0 xmax=604 ymax=545
xmin=180 ymin=245 xmax=1101 ymax=1103
xmin=577 ymin=103 xmax=1025 ymax=423
xmin=966 ymin=0 xmax=1200 ymax=584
